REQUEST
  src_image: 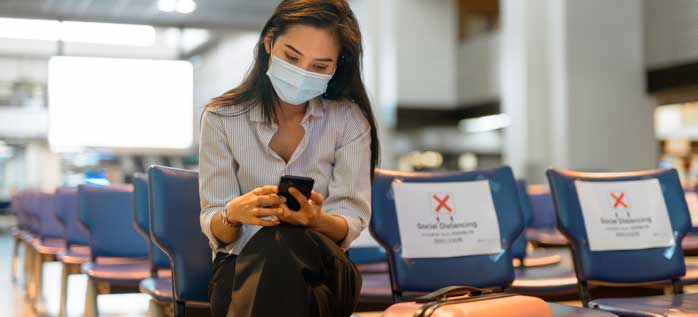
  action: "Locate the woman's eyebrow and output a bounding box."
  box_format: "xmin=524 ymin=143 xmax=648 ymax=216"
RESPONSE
xmin=285 ymin=44 xmax=335 ymax=62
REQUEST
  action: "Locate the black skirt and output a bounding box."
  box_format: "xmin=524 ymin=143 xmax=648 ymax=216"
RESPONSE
xmin=208 ymin=224 xmax=362 ymax=317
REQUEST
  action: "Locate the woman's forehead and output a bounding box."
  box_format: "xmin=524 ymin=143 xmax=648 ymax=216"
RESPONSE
xmin=276 ymin=24 xmax=340 ymax=60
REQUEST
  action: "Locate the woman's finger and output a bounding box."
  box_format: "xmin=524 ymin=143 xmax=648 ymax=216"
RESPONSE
xmin=277 ymin=204 xmax=297 ymax=223
xmin=251 ymin=207 xmax=283 ymax=218
xmin=249 ymin=218 xmax=280 ymax=227
xmin=255 ymin=194 xmax=286 ymax=206
xmin=288 ymin=187 xmax=312 ymax=210
xmin=252 ymin=185 xmax=278 ymax=196
xmin=309 ymin=191 xmax=324 ymax=205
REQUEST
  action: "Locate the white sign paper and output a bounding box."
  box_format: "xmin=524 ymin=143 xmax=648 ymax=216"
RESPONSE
xmin=392 ymin=180 xmax=502 ymax=258
xmin=576 ymin=179 xmax=675 ymax=251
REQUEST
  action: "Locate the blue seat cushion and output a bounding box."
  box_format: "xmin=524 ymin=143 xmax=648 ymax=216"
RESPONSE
xmin=590 ymin=294 xmax=698 ymax=316
xmin=32 ymin=238 xmax=65 ymax=255
xmin=547 ymin=303 xmax=618 ymax=317
xmin=59 ymin=246 xmax=91 ymax=265
xmin=513 ymin=249 xmax=562 ymax=268
xmin=357 ymin=262 xmax=388 ymax=274
xmin=526 ymin=228 xmax=568 ymax=246
xmin=348 ymin=247 xmax=387 ymax=264
xmin=81 ymin=261 xmax=150 ymax=285
xmin=139 ymin=277 xmax=173 ymax=303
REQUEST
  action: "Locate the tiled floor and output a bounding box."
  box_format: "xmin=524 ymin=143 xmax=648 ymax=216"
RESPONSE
xmin=0 ymin=230 xmax=151 ymax=316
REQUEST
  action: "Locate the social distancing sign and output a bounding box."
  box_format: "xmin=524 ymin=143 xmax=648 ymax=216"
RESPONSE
xmin=575 ymin=179 xmax=675 ymax=252
xmin=392 ymin=180 xmax=502 ymax=259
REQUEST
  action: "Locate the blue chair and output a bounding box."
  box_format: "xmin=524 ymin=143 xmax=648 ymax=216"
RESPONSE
xmin=11 ymin=191 xmax=35 ymax=284
xmin=15 ymin=191 xmax=41 ymax=293
xmin=132 ymin=173 xmax=174 ymax=314
xmin=547 ymin=168 xmax=698 ymax=315
xmin=512 ymin=180 xmax=562 ymax=268
xmin=148 ymin=166 xmax=211 ymax=317
xmin=526 ymin=187 xmax=568 ymax=246
xmin=508 ymin=180 xmax=578 ymax=299
xmin=55 ymin=187 xmax=92 ymax=317
xmin=78 ymin=184 xmax=150 ymax=317
xmin=26 ymin=191 xmax=66 ymax=310
xmin=369 ymin=167 xmax=614 ymax=316
xmin=349 ymin=246 xmax=387 ymax=266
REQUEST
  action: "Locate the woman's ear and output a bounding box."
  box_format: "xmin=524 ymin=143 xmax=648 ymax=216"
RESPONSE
xmin=263 ymin=34 xmax=272 ymax=55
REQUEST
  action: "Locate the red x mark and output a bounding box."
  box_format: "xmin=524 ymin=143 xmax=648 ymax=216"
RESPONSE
xmin=433 ymin=194 xmax=453 ymax=213
xmin=610 ymin=192 xmax=628 ymax=209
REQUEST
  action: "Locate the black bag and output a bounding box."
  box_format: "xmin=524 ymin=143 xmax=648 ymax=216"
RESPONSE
xmin=228 ymin=223 xmax=362 ymax=317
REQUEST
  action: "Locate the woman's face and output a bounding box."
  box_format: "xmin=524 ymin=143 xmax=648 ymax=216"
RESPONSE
xmin=265 ymin=24 xmax=340 ymax=76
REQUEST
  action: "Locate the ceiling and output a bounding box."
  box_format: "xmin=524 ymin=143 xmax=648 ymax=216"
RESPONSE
xmin=0 ymin=0 xmax=281 ymax=30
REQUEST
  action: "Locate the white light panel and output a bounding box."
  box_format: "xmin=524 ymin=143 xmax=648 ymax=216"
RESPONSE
xmin=49 ymin=56 xmax=193 ymax=153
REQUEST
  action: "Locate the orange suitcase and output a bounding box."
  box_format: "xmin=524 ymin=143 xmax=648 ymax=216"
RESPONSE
xmin=383 ymin=286 xmax=554 ymax=317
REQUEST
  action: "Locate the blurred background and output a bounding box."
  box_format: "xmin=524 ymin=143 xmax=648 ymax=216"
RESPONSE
xmin=0 ymin=0 xmax=697 ymax=204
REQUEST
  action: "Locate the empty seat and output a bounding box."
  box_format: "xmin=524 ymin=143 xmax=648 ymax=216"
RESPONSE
xmin=547 ymin=167 xmax=698 ymax=316
xmin=78 ymin=184 xmax=150 ymax=317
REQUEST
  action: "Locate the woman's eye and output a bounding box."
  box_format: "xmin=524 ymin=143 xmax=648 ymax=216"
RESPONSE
xmin=286 ymin=55 xmax=299 ymax=62
xmin=315 ymin=65 xmax=328 ymax=71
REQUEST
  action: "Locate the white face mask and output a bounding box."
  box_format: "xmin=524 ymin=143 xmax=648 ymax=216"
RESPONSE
xmin=266 ymin=54 xmax=335 ymax=106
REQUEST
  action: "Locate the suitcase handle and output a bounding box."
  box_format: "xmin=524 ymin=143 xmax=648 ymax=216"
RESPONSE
xmin=414 ymin=286 xmax=493 ymax=303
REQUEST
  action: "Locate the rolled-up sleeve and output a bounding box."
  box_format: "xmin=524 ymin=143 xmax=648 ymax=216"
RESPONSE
xmin=198 ymin=110 xmax=241 ymax=254
xmin=322 ymin=105 xmax=372 ymax=250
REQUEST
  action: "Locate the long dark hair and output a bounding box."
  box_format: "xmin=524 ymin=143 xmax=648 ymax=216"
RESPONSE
xmin=205 ymin=0 xmax=380 ymax=180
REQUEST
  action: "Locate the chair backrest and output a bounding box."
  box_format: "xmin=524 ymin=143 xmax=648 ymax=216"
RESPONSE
xmin=370 ymin=166 xmax=524 ymax=295
xmin=511 ymin=180 xmax=533 ymax=260
xmin=528 ymin=186 xmax=556 ymax=228
xmin=55 ymin=187 xmax=90 ymax=248
xmin=348 ymin=246 xmax=387 ymax=264
xmin=35 ymin=191 xmax=64 ymax=241
xmin=78 ymin=184 xmax=148 ymax=261
xmin=132 ymin=173 xmax=171 ymax=272
xmin=148 ymin=165 xmax=210 ymax=303
xmin=547 ymin=168 xmax=690 ymax=284
xmin=13 ymin=191 xmax=30 ymax=231
xmin=23 ymin=191 xmax=41 ymax=234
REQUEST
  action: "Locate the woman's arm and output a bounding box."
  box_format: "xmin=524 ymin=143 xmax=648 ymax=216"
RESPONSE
xmin=199 ymin=110 xmax=243 ymax=251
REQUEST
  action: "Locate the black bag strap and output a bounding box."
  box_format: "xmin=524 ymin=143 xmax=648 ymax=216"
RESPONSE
xmin=415 ymin=285 xmax=493 ymax=303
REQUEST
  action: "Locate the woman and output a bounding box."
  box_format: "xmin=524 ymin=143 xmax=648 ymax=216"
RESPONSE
xmin=198 ymin=0 xmax=380 ymax=315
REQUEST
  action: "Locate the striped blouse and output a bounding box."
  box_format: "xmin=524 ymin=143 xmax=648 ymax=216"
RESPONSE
xmin=198 ymin=96 xmax=372 ymax=256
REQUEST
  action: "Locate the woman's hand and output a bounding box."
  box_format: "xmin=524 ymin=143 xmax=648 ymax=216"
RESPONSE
xmin=278 ymin=187 xmax=324 ymax=228
xmin=226 ymin=185 xmax=286 ymax=227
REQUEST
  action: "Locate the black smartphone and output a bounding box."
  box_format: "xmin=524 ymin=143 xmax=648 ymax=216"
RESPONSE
xmin=278 ymin=175 xmax=315 ymax=211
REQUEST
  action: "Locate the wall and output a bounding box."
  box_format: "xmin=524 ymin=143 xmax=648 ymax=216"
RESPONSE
xmin=645 ymin=0 xmax=698 ymax=68
xmin=458 ymin=32 xmax=499 ymax=105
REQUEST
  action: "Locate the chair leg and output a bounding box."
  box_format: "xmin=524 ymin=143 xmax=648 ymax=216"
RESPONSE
xmin=59 ymin=262 xmax=70 ymax=317
xmin=84 ymin=277 xmax=99 ymax=317
xmin=23 ymin=242 xmax=33 ymax=293
xmin=28 ymin=248 xmax=39 ymax=302
xmin=174 ymin=300 xmax=186 ymax=317
xmin=32 ymin=253 xmax=46 ymax=312
xmin=11 ymin=235 xmax=20 ymax=283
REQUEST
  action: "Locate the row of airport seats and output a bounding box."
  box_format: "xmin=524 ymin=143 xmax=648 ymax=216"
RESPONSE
xmin=8 ymin=165 xmax=698 ymax=316
xmin=10 ymin=166 xmax=209 ymax=316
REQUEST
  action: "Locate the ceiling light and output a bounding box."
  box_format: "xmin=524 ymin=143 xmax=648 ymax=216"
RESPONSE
xmin=62 ymin=21 xmax=156 ymax=46
xmin=176 ymin=0 xmax=197 ymax=14
xmin=158 ymin=0 xmax=177 ymax=12
xmin=459 ymin=114 xmax=511 ymax=133
xmin=0 ymin=18 xmax=155 ymax=46
xmin=0 ymin=18 xmax=61 ymax=41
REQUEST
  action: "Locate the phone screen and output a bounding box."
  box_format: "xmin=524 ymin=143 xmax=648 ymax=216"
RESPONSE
xmin=278 ymin=175 xmax=314 ymax=211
